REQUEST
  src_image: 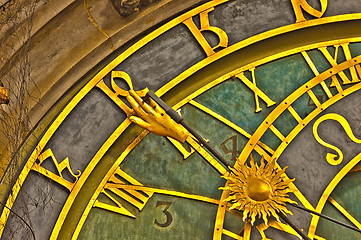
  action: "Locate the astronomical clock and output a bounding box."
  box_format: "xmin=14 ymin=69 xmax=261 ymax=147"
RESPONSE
xmin=1 ymin=0 xmax=361 ymax=239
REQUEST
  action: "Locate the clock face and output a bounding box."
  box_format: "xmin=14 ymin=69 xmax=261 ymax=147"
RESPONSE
xmin=1 ymin=1 xmax=361 ymax=240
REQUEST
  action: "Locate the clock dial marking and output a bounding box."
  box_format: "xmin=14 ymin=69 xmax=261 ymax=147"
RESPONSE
xmin=235 ymin=71 xmax=276 ymax=113
xmin=313 ymin=113 xmax=361 ymax=165
xmin=32 ymin=148 xmax=81 ymax=191
xmin=167 ymin=137 xmax=195 ymax=159
xmin=154 ymin=201 xmax=173 ymax=228
xmin=94 ymin=191 xmax=136 ymax=218
xmin=237 ymin=54 xmax=361 ymax=173
xmin=94 ymin=167 xmax=153 ymax=217
xmin=189 ymin=100 xmax=275 ymax=155
xmin=287 ymin=105 xmax=303 ymax=124
xmin=277 ymin=85 xmax=361 ymax=213
xmin=96 ymin=71 xmax=148 ymax=116
xmin=96 ymin=80 xmax=132 ymax=115
xmin=302 ymin=51 xmax=333 ymax=99
xmin=307 ymin=89 xmax=322 ymax=107
xmin=79 ymin=43 xmax=361 ymax=238
xmin=214 ymin=53 xmax=361 ymax=239
xmin=290 ymin=0 xmax=327 ymax=23
xmin=269 ymin=124 xmax=286 ymax=142
xmin=301 ymin=51 xmax=321 ymax=76
xmin=106 ymin=168 xmax=153 ymax=211
xmin=51 ymin=121 xmax=147 ymax=240
xmin=183 ymin=7 xmax=228 ymax=57
xmin=203 ymin=43 xmax=361 ymax=240
xmin=319 ymin=43 xmax=361 ymax=86
xmin=220 ymin=135 xmax=241 ymax=162
xmin=80 ymin=44 xmax=360 ymax=238
xmin=328 ymin=196 xmax=361 ymax=230
xmin=105 ymin=184 xmax=220 ymax=205
xmin=186 ymin=136 xmax=228 ymax=175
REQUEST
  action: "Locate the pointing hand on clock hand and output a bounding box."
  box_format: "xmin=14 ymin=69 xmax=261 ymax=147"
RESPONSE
xmin=126 ymin=89 xmax=189 ymax=143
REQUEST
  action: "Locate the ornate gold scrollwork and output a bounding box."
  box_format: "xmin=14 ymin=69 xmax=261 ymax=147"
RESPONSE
xmin=313 ymin=113 xmax=361 ymax=165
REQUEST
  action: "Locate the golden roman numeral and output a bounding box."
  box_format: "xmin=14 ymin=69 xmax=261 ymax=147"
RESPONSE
xmin=94 ymin=191 xmax=136 ymax=218
xmin=94 ymin=167 xmax=153 ymax=218
xmin=186 ymin=136 xmax=228 ymax=175
xmin=235 ymin=69 xmax=276 ymax=113
xmin=290 ymin=0 xmax=327 ymax=23
xmin=167 ymin=137 xmax=195 ymax=159
xmin=319 ymin=43 xmax=361 ymax=86
xmin=220 ymin=135 xmax=241 ymax=162
xmin=103 ymin=184 xmax=220 ymax=205
xmin=96 ymin=71 xmax=148 ymax=116
xmin=302 ymin=51 xmax=333 ymax=98
xmin=183 ymin=7 xmax=228 ymax=57
xmin=96 ymin=79 xmax=133 ymax=115
xmin=189 ymin=100 xmax=275 ymax=155
xmin=269 ymin=124 xmax=286 ymax=142
xmin=32 ymin=148 xmax=81 ymax=191
xmin=287 ymin=105 xmax=303 ymax=124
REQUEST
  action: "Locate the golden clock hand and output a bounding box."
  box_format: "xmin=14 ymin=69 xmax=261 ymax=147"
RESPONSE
xmin=129 ymin=89 xmax=317 ymax=240
xmin=126 ymin=89 xmax=189 ymax=143
xmin=146 ymin=90 xmax=231 ymax=169
xmin=288 ymin=203 xmax=361 ymax=234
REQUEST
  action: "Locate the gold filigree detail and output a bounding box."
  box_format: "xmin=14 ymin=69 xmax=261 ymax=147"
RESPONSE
xmin=220 ymin=155 xmax=296 ymax=225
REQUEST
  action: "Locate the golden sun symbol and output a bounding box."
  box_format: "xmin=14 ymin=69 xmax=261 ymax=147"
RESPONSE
xmin=220 ymin=155 xmax=296 ymax=225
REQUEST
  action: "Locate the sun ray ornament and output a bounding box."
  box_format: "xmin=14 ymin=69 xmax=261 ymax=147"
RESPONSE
xmin=220 ymin=155 xmax=297 ymax=226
